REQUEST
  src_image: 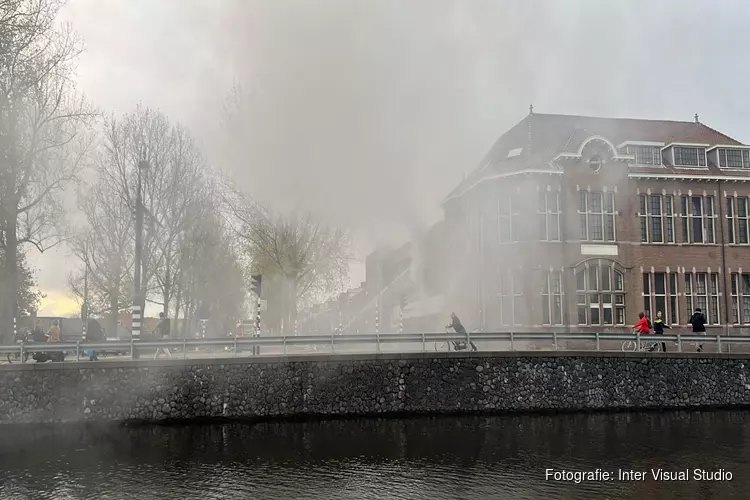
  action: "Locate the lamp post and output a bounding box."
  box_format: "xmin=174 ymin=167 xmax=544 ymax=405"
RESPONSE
xmin=131 ymin=157 xmax=150 ymax=358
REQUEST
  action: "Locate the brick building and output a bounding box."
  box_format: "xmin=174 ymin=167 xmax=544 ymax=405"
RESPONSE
xmin=442 ymin=110 xmax=750 ymax=334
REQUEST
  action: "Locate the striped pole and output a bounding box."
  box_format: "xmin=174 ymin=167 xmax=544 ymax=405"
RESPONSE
xmin=399 ymin=307 xmax=404 ymax=333
xmin=338 ymin=309 xmax=343 ymax=333
xmin=81 ymin=320 xmax=87 ymax=341
xmin=131 ymin=304 xmax=141 ymax=340
xmin=254 ymin=295 xmax=261 ymax=355
xmin=13 ymin=316 xmax=17 ymax=339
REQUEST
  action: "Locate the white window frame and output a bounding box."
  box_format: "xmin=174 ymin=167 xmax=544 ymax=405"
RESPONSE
xmin=718 ymin=148 xmax=750 ymax=169
xmin=578 ymin=191 xmax=616 ymax=242
xmin=538 ymin=189 xmax=561 ymax=242
xmin=727 ymin=196 xmax=749 ymax=245
xmin=639 ymin=194 xmax=676 ymax=244
xmin=627 ymin=145 xmax=662 ymax=165
xmin=680 ymin=195 xmax=716 ymax=244
xmin=498 ymin=192 xmax=520 ymax=244
xmin=673 ymin=146 xmax=707 ymax=167
xmin=684 ymin=272 xmax=720 ymax=325
xmin=499 ymin=269 xmax=523 ymax=326
xmin=575 ymin=262 xmax=625 ymax=326
xmin=730 ymin=273 xmax=750 ymax=325
xmin=642 ymin=271 xmax=678 ymax=324
xmin=542 ymin=270 xmax=564 ymax=325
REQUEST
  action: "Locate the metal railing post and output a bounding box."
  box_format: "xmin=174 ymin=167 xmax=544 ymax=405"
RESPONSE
xmin=636 ymin=331 xmax=641 ymax=351
xmin=19 ymin=342 xmax=24 ymax=363
xmin=595 ymin=332 xmax=600 ymax=352
xmin=553 ymin=332 xmax=558 ymax=351
xmin=283 ymin=335 xmax=287 ymax=355
xmin=677 ymin=333 xmax=682 ymax=353
xmin=183 ymin=339 xmax=187 ymax=359
xmin=75 ymin=341 xmax=80 ymax=361
xmin=376 ymin=332 xmax=381 ymax=354
xmin=233 ymin=336 xmax=238 ymax=357
xmin=331 ymin=333 xmax=335 ymax=354
xmin=421 ymin=332 xmax=425 ymax=352
xmin=130 ymin=338 xmax=135 ymax=359
xmin=716 ymin=334 xmax=721 ymax=353
xmin=510 ymin=331 xmax=515 ymax=351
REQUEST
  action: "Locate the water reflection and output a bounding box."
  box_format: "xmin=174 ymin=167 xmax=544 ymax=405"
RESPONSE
xmin=0 ymin=411 xmax=748 ymax=499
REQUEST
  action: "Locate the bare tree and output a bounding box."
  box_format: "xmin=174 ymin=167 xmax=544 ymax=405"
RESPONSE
xmin=223 ymin=184 xmax=350 ymax=334
xmin=67 ymin=183 xmax=134 ymax=335
xmin=95 ymin=106 xmax=206 ymax=316
xmin=0 ymin=0 xmax=96 ymax=340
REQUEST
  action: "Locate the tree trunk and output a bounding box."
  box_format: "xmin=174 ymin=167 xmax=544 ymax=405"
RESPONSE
xmin=2 ymin=217 xmax=19 ymax=343
xmin=108 ymin=295 xmax=119 ymax=338
xmin=162 ymin=248 xmax=172 ymax=316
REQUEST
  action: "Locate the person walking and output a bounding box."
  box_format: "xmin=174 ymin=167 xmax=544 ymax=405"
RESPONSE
xmin=689 ymin=307 xmax=707 ymax=352
xmin=46 ymin=320 xmax=63 ymax=362
xmin=153 ymin=312 xmax=172 ymax=359
xmin=85 ymin=318 xmax=104 ymax=361
xmin=651 ymin=311 xmax=670 ymax=352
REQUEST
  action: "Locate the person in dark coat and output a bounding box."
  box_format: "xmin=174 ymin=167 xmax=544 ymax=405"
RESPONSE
xmin=446 ymin=312 xmax=478 ymax=351
xmin=689 ymin=307 xmax=706 ymax=352
xmin=86 ymin=319 xmax=104 ymax=361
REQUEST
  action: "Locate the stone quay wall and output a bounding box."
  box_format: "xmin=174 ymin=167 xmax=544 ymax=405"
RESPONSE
xmin=1 ymin=352 xmax=750 ymax=424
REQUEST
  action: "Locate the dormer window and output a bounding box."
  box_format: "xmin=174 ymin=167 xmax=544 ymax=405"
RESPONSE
xmin=718 ymin=148 xmax=750 ymax=169
xmin=626 ymin=145 xmax=661 ymax=165
xmin=673 ymin=147 xmax=707 ymax=167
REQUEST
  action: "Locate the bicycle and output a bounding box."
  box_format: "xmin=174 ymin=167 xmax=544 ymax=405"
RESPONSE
xmin=7 ymin=330 xmax=32 ymax=364
xmin=435 ymin=328 xmax=479 ymax=352
xmin=621 ymin=330 xmax=661 ymax=352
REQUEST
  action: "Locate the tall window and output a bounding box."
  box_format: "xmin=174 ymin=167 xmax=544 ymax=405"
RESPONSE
xmin=538 ymin=190 xmax=561 ymax=241
xmin=578 ymin=191 xmax=616 ymax=242
xmin=685 ymin=272 xmax=720 ymax=325
xmin=498 ymin=192 xmax=520 ymax=243
xmin=626 ymin=145 xmax=661 ymax=165
xmin=673 ymin=147 xmax=706 ymax=167
xmin=575 ymin=262 xmax=625 ymax=326
xmin=726 ymin=196 xmax=749 ymax=244
xmin=639 ymin=194 xmax=675 ymax=243
xmin=730 ymin=273 xmax=750 ymax=324
xmin=718 ymin=149 xmax=750 ymax=169
xmin=542 ymin=270 xmax=563 ymax=325
xmin=642 ymin=272 xmax=679 ymax=324
xmin=680 ymin=195 xmax=715 ymax=244
xmin=498 ymin=268 xmax=523 ymax=326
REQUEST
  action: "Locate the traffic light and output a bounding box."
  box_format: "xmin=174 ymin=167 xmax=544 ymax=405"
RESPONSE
xmin=250 ymin=274 xmax=262 ymax=297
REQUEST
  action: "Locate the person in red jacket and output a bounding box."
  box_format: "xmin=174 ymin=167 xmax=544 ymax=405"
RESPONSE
xmin=633 ymin=312 xmax=651 ymax=334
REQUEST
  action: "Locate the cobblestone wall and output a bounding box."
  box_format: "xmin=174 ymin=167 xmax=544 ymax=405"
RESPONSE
xmin=1 ymin=352 xmax=749 ymax=424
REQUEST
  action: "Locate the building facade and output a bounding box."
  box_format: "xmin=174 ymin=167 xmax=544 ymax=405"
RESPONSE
xmin=442 ymin=111 xmax=750 ymax=334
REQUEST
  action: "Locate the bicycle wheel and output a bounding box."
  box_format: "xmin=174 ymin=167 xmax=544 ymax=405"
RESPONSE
xmin=621 ymin=340 xmax=637 ymax=352
xmin=434 ymin=341 xmax=450 ymax=352
xmin=6 ymin=352 xmax=14 ymax=363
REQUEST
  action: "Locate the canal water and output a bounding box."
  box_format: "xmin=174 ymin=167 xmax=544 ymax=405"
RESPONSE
xmin=0 ymin=411 xmax=747 ymax=499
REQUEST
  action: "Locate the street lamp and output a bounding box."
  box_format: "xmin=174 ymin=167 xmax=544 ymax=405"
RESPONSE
xmin=131 ymin=157 xmax=150 ymax=358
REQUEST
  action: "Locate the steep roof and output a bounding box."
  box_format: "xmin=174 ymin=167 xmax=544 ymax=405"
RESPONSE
xmin=445 ymin=112 xmax=746 ymax=202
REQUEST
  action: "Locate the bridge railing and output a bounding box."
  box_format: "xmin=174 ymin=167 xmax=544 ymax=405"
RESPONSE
xmin=1 ymin=331 xmax=749 ymax=361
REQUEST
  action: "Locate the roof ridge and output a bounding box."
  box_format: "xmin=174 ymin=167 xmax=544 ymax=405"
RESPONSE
xmin=533 ymin=112 xmax=701 ymax=125
xmin=697 ymin=122 xmax=742 ymax=145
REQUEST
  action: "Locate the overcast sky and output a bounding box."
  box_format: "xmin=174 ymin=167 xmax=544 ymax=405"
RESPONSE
xmin=32 ymin=0 xmax=750 ymax=315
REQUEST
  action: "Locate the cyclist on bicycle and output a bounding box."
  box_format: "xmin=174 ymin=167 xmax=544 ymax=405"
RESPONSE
xmin=446 ymin=312 xmax=478 ymax=352
xmin=633 ymin=312 xmax=651 ymax=335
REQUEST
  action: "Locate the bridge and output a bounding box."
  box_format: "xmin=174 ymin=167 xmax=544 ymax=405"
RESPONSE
xmin=1 ymin=331 xmax=748 ymax=362
xmin=1 ymin=331 xmax=750 ymax=425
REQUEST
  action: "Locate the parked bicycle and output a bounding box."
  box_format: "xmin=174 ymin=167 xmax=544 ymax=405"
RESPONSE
xmin=6 ymin=329 xmax=33 ymax=363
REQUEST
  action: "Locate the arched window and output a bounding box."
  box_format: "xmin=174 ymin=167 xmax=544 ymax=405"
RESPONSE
xmin=575 ymin=261 xmax=626 ymax=326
